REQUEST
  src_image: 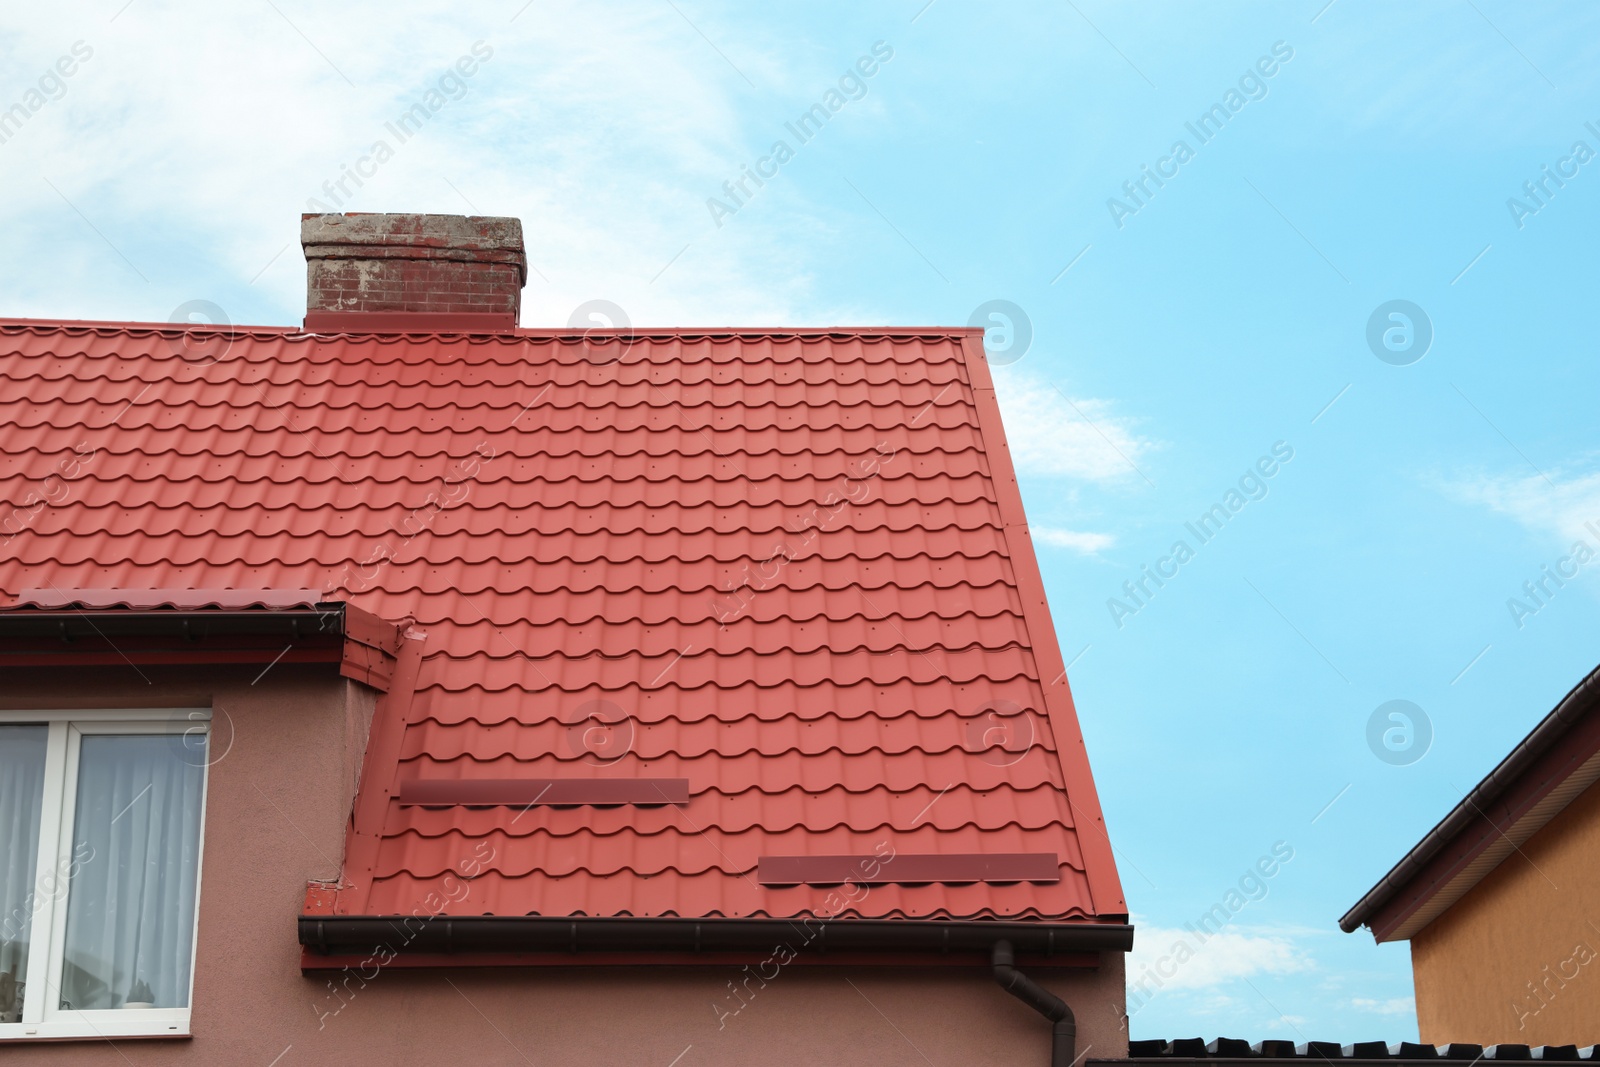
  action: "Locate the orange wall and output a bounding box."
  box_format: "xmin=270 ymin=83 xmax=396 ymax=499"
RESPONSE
xmin=2 ymin=664 xmax=1128 ymax=1065
xmin=1410 ymin=778 xmax=1600 ymax=1045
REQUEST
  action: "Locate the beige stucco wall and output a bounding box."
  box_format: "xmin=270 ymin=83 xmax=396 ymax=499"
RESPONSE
xmin=2 ymin=664 xmax=1128 ymax=1065
xmin=1410 ymin=777 xmax=1600 ymax=1045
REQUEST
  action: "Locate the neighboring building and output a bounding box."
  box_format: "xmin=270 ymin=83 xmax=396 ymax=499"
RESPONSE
xmin=1341 ymin=665 xmax=1600 ymax=1045
xmin=0 ymin=213 xmax=1131 ymax=1064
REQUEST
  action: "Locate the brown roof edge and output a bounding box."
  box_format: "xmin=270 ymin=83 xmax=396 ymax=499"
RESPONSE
xmin=1339 ymin=661 xmax=1600 ymax=940
xmin=298 ymin=914 xmax=1135 ymax=964
xmin=0 ymin=599 xmax=405 ymax=693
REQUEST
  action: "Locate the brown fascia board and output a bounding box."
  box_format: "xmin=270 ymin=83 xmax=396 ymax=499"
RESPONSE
xmin=1340 ymin=662 xmax=1600 ymax=942
xmin=0 ymin=601 xmax=404 ymax=693
xmin=299 ymin=914 xmax=1135 ymax=965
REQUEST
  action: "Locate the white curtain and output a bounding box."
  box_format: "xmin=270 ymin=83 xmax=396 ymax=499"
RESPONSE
xmin=0 ymin=725 xmax=47 ymax=1023
xmin=60 ymin=734 xmax=204 ymax=1011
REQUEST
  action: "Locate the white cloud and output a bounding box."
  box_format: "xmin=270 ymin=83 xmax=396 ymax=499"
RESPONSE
xmin=1033 ymin=526 xmax=1114 ymax=555
xmin=1187 ymin=993 xmax=1241 ymax=1016
xmin=1444 ymin=466 xmax=1600 ymax=546
xmin=1352 ymin=996 xmax=1415 ymax=1015
xmin=1126 ymin=925 xmax=1313 ymax=995
xmin=992 ymin=370 xmax=1157 ymax=484
xmin=0 ymin=0 xmax=848 ymax=328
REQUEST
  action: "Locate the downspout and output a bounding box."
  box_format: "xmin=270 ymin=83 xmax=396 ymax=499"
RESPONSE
xmin=992 ymin=939 xmax=1076 ymax=1067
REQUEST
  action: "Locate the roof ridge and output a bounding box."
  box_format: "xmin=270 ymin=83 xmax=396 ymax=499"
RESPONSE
xmin=0 ymin=316 xmax=983 ymax=341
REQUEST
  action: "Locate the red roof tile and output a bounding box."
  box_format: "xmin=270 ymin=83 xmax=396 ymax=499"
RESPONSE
xmin=0 ymin=320 xmax=1125 ymax=925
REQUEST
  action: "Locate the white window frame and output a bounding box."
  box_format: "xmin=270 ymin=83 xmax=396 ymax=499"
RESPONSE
xmin=0 ymin=708 xmax=210 ymax=1041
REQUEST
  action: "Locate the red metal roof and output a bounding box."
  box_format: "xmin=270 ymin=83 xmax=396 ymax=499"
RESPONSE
xmin=0 ymin=319 xmax=1126 ymax=925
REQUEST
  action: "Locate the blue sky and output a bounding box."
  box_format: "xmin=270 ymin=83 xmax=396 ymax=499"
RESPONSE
xmin=6 ymin=0 xmax=1600 ymax=1042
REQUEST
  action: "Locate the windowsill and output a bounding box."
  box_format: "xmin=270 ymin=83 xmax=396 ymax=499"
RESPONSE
xmin=0 ymin=1014 xmax=192 ymax=1042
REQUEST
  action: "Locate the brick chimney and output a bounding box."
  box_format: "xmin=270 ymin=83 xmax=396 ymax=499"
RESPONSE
xmin=300 ymin=213 xmax=526 ymax=333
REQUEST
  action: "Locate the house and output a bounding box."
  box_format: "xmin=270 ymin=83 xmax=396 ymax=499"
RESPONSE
xmin=1341 ymin=664 xmax=1600 ymax=1045
xmin=0 ymin=212 xmax=1132 ymax=1064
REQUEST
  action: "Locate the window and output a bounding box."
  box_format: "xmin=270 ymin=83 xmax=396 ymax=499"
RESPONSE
xmin=0 ymin=710 xmax=209 ymax=1040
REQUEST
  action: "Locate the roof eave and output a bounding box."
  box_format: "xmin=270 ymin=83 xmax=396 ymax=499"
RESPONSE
xmin=0 ymin=601 xmax=405 ymax=692
xmin=298 ymin=914 xmax=1135 ymax=967
xmin=1340 ymin=662 xmax=1600 ymax=941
